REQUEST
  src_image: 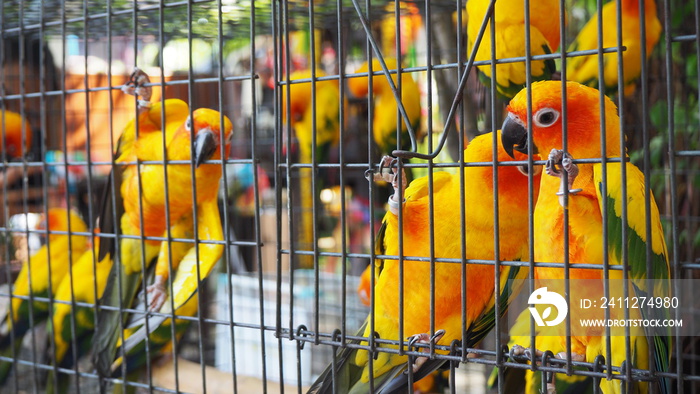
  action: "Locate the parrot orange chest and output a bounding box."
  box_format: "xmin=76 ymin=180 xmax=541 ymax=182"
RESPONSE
xmin=534 ymin=168 xmax=605 ymax=281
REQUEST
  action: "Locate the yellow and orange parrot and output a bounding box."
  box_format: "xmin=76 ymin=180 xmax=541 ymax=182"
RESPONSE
xmin=501 ymin=81 xmax=671 ymax=393
xmin=94 ymin=70 xmax=232 ymax=376
xmin=347 ymin=58 xmax=423 ymax=159
xmin=282 ymin=69 xmax=341 ymax=269
xmin=1 ymin=110 xmax=32 ymax=159
xmin=45 ymin=237 xmax=112 ymax=394
xmin=308 ymin=130 xmax=541 ymax=393
xmin=467 ymin=0 xmax=561 ymax=98
xmin=0 ymin=208 xmax=89 ymax=384
xmin=566 ymin=0 xmax=661 ymax=96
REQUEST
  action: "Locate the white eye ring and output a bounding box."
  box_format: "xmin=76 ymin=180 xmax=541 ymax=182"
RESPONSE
xmin=533 ymin=108 xmax=560 ymax=128
xmin=185 ymin=117 xmax=192 ymax=131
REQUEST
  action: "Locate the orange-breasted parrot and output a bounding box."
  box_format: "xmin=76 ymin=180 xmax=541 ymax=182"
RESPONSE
xmin=0 ymin=208 xmax=89 ymax=384
xmin=1 ymin=110 xmax=32 ymax=159
xmin=566 ymin=0 xmax=661 ymax=96
xmin=282 ymin=69 xmax=341 ymax=269
xmin=501 ymin=81 xmax=671 ymax=393
xmin=466 ymin=0 xmax=561 ymax=98
xmin=347 ymin=58 xmax=423 ymax=158
xmin=45 ymin=237 xmax=112 ymax=394
xmin=308 ymin=130 xmax=541 ymax=393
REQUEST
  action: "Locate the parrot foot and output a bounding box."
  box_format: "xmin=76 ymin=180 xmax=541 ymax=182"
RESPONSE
xmin=511 ymin=345 xmax=545 ymax=363
xmin=370 ymin=156 xmax=407 ymax=215
xmin=546 ymin=149 xmax=582 ymax=207
xmin=145 ymin=275 xmax=168 ymax=312
xmin=407 ymin=329 xmax=446 ymax=373
xmin=122 ymin=67 xmax=153 ymax=109
xmin=554 ymin=351 xmax=585 ymax=362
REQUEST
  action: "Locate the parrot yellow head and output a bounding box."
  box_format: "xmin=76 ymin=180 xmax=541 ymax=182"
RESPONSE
xmin=501 ymin=81 xmax=622 ymax=160
xmin=281 ymin=70 xmax=334 ymax=124
xmin=1 ymin=110 xmax=32 ymax=159
xmin=466 ymin=131 xmax=541 ymax=205
xmin=185 ymin=108 xmax=233 ymax=167
xmin=38 ymin=208 xmax=89 ymax=242
xmin=348 ymin=57 xmax=400 ymax=98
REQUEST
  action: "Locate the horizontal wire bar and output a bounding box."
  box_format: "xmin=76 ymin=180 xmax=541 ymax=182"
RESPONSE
xmin=675 ymin=150 xmax=700 ymax=157
xmin=1 ymin=0 xmax=216 ymax=35
xmin=0 ymin=74 xmax=258 ymax=102
xmin=0 ymin=158 xmax=256 ymax=168
xmin=278 ymin=47 xmax=629 ymax=87
xmin=0 ymin=355 xmax=180 ymax=393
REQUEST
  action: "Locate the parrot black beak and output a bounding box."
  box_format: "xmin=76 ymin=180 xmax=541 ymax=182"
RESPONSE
xmin=194 ymin=127 xmax=218 ymax=168
xmin=501 ymin=114 xmax=532 ymax=158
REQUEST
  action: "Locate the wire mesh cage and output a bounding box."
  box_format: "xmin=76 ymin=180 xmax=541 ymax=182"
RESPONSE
xmin=0 ymin=0 xmax=698 ymax=393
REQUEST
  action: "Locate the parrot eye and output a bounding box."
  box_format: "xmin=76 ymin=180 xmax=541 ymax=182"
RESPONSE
xmin=533 ymin=108 xmax=559 ymax=128
xmin=185 ymin=117 xmax=192 ymax=131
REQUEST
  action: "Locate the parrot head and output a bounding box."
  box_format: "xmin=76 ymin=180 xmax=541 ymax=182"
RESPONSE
xmin=281 ymin=70 xmax=331 ymax=124
xmin=149 ymin=98 xmax=189 ymax=130
xmin=39 ymin=208 xmax=89 ymax=242
xmin=466 ymin=130 xmax=541 ymax=202
xmin=348 ymin=57 xmax=400 ymax=98
xmin=186 ymin=108 xmax=233 ymax=168
xmin=1 ymin=110 xmax=32 ymax=159
xmin=501 ymin=81 xmax=622 ymax=160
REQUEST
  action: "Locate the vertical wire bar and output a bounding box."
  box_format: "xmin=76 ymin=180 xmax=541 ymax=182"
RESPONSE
xmin=37 ymin=0 xmax=62 ymax=389
xmin=550 ymin=0 xmax=574 ymax=374
xmin=128 ymin=1 xmax=155 ymax=390
xmin=364 ymin=1 xmax=376 ymax=390
xmin=282 ymin=0 xmax=296 ymax=389
xmin=488 ymin=3 xmax=503 ymax=392
xmin=57 ymin=4 xmax=75 ymax=390
xmin=282 ymin=0 xmax=295 ymax=349
xmin=396 ymin=0 xmax=415 ymax=386
xmin=272 ymin=0 xmax=286 ymax=392
xmin=308 ymin=0 xmax=320 ymax=347
xmin=99 ymin=1 xmax=114 ymax=392
xmin=157 ymin=1 xmax=180 ymax=392
xmin=594 ymin=0 xmax=613 ymax=384
xmin=270 ymin=1 xmax=294 ymax=392
xmin=425 ymin=0 xmax=438 ymax=364
xmin=336 ymin=0 xmax=348 ymax=348
xmin=65 ymin=2 xmax=92 ymax=390
xmin=184 ymin=2 xmax=209 ymax=392
xmin=252 ymin=2 xmax=269 ymax=392
xmin=457 ymin=0 xmax=469 ymax=365
xmin=221 ymin=0 xmax=239 ymax=391
xmin=16 ymin=3 xmax=41 ymax=391
xmin=662 ymin=0 xmax=682 ymax=391
xmin=637 ymin=0 xmax=659 ymax=390
xmin=524 ymin=0 xmax=539 ymax=382
xmin=103 ymin=0 xmax=122 ymax=390
xmin=614 ymin=0 xmax=633 ymax=388
xmin=0 ymin=5 xmax=20 ymax=390
xmin=79 ymin=1 xmax=100 ymax=389
xmin=250 ymin=2 xmax=266 ymax=391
